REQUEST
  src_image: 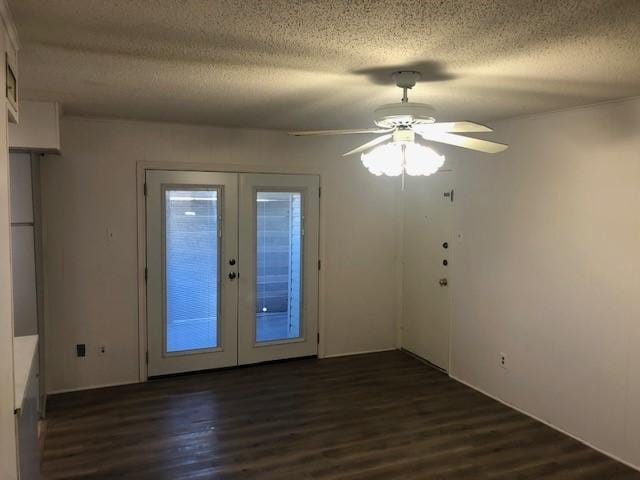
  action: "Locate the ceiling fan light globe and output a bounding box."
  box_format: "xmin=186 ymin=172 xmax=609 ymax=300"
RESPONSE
xmin=360 ymin=143 xmax=404 ymax=176
xmin=404 ymin=143 xmax=446 ymax=176
xmin=360 ymin=142 xmax=445 ymax=177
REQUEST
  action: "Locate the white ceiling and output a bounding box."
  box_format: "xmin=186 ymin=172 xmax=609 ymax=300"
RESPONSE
xmin=9 ymin=0 xmax=640 ymax=130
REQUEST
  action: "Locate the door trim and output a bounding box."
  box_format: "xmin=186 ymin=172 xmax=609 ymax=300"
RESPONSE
xmin=136 ymin=161 xmax=325 ymax=381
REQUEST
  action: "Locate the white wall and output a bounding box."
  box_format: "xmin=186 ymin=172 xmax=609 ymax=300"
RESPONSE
xmin=445 ymin=97 xmax=640 ymax=468
xmin=44 ymin=96 xmax=640 ymax=468
xmin=41 ymin=116 xmax=401 ymax=393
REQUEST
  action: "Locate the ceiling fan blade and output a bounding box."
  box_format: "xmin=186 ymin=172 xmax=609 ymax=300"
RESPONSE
xmin=416 ymin=121 xmax=493 ymax=133
xmin=288 ymin=128 xmax=393 ymax=136
xmin=418 ymin=131 xmax=508 ymax=153
xmin=343 ymin=133 xmax=394 ymax=156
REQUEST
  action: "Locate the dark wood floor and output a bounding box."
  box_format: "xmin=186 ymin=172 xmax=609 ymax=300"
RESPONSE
xmin=43 ymin=351 xmax=640 ymax=479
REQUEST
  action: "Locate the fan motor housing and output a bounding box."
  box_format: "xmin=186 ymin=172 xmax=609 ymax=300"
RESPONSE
xmin=374 ymin=102 xmax=436 ymax=129
xmin=393 ymin=129 xmax=415 ymax=143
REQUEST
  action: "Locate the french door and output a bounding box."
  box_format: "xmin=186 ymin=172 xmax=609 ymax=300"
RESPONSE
xmin=145 ymin=170 xmax=319 ymax=376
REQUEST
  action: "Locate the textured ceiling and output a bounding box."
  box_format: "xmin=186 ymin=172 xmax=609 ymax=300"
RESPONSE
xmin=9 ymin=0 xmax=640 ymax=130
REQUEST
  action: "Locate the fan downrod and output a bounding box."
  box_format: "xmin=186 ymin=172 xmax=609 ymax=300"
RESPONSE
xmin=392 ymin=71 xmax=421 ymax=103
xmin=373 ymin=71 xmax=435 ymax=128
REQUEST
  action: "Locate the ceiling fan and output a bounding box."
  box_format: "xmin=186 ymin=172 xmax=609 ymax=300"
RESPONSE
xmin=288 ymin=71 xmax=508 ymax=178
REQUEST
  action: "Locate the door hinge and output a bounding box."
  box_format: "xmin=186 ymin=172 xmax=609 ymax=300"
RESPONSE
xmin=144 ymin=267 xmax=148 ymax=282
xmin=319 ymin=187 xmax=322 ymax=198
xmin=145 ymin=351 xmax=149 ymax=364
xmin=143 ymin=183 xmax=147 ymax=196
xmin=317 ymin=332 xmax=320 ymax=344
xmin=318 ymin=259 xmax=321 ymax=271
xmin=444 ymin=189 xmax=454 ymax=202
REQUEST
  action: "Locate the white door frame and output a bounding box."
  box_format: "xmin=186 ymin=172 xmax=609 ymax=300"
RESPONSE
xmin=136 ymin=161 xmax=325 ymax=381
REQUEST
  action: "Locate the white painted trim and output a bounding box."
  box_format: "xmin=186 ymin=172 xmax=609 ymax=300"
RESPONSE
xmin=136 ymin=160 xmax=327 ymax=380
xmin=401 ymin=348 xmax=447 ymax=374
xmin=52 ymin=350 xmax=387 ymax=394
xmin=47 ymin=380 xmax=139 ymax=396
xmin=323 ymin=348 xmax=397 ymax=359
xmin=450 ymin=374 xmax=640 ymax=473
xmin=136 ymin=164 xmax=147 ymax=381
xmin=43 ymin=355 xmax=640 ymax=473
xmin=0 ymin=0 xmax=19 ymax=50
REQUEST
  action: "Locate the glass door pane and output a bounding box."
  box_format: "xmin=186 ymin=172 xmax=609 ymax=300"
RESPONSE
xmin=147 ymin=170 xmax=238 ymax=376
xmin=256 ymin=192 xmax=302 ymax=342
xmin=165 ymin=188 xmax=219 ymax=353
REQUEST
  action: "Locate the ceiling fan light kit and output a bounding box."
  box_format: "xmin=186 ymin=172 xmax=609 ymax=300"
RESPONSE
xmin=361 ymin=142 xmax=445 ymax=177
xmin=289 ymin=70 xmax=508 ymax=180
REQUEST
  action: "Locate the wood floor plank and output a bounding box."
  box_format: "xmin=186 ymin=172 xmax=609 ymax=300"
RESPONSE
xmin=42 ymin=351 xmax=639 ymax=479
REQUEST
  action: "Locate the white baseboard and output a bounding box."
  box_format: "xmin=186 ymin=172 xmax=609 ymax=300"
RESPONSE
xmin=47 ymin=352 xmax=398 ymax=393
xmin=450 ymin=374 xmax=640 ymax=473
xmin=46 ymin=352 xmax=637 ymax=471
xmin=47 ymin=351 xmax=398 ymax=394
xmin=47 ymin=380 xmax=139 ymax=395
xmin=323 ymin=347 xmax=397 ymax=359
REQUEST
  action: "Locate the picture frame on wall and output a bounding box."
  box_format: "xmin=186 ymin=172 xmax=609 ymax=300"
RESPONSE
xmin=6 ymin=52 xmax=17 ymax=112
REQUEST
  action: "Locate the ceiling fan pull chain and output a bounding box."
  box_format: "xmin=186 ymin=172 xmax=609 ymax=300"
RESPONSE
xmin=401 ymin=143 xmax=407 ymax=190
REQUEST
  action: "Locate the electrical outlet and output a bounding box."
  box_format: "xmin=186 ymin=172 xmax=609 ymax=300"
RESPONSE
xmin=98 ymin=344 xmax=107 ymax=356
xmin=498 ymin=352 xmax=508 ymax=369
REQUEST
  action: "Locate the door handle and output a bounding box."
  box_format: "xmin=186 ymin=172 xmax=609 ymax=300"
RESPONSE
xmin=439 ymin=278 xmax=448 ymax=287
xmin=228 ymin=272 xmax=237 ymax=280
